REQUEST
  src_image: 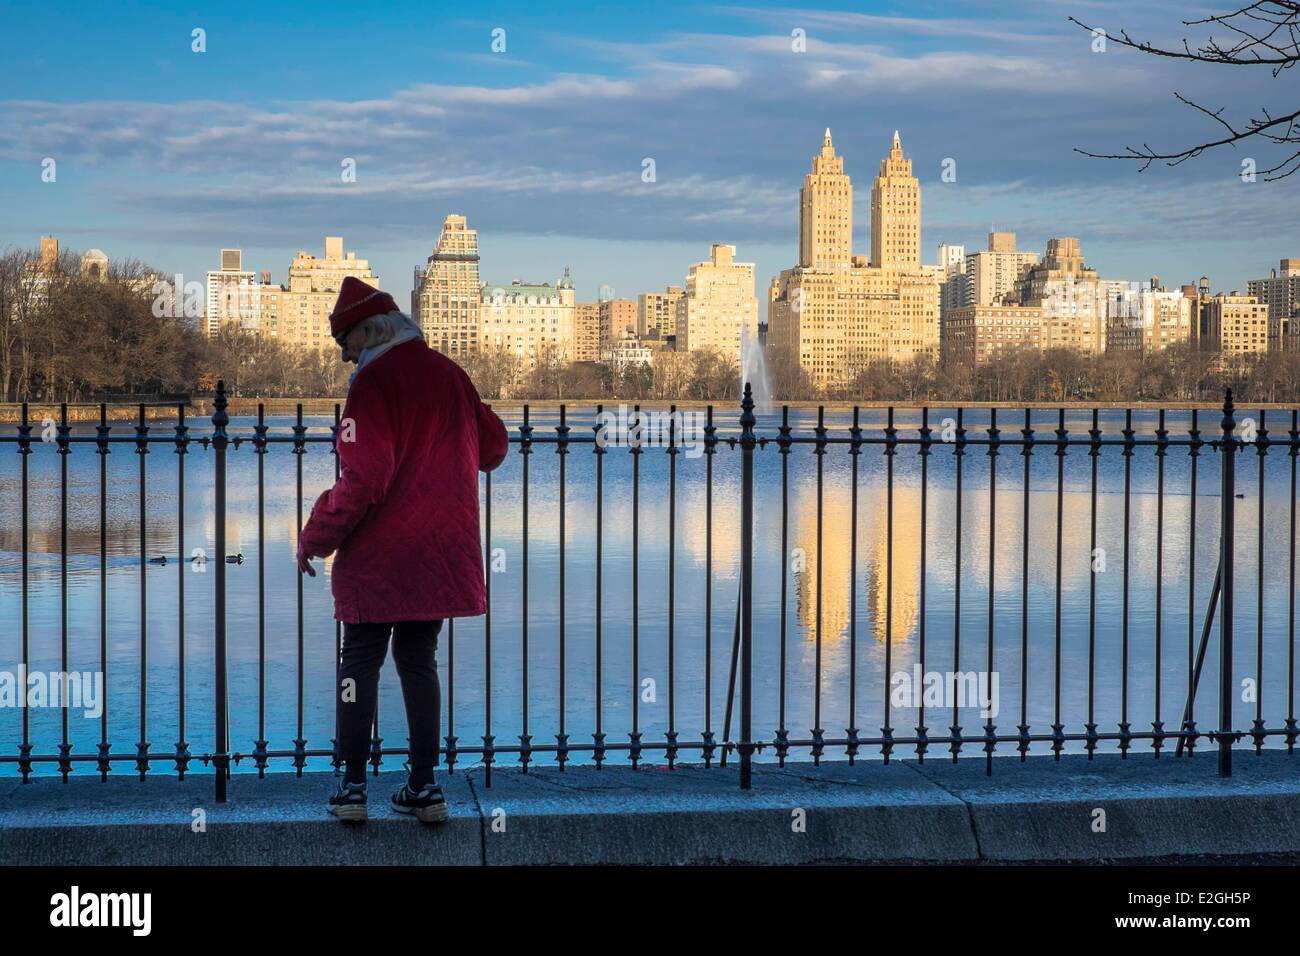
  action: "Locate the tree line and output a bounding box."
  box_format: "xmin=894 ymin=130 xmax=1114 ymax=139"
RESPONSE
xmin=459 ymin=341 xmax=742 ymax=402
xmin=767 ymin=342 xmax=1300 ymax=406
xmin=0 ymin=246 xmax=348 ymax=402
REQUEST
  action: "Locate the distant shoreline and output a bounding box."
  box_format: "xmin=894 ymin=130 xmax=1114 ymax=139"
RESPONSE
xmin=0 ymin=394 xmax=1283 ymax=424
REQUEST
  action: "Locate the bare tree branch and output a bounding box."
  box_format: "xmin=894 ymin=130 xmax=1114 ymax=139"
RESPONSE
xmin=1071 ymin=3 xmax=1300 ymax=179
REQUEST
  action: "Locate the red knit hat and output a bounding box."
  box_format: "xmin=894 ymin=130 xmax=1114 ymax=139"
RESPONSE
xmin=329 ymin=276 xmax=399 ymax=337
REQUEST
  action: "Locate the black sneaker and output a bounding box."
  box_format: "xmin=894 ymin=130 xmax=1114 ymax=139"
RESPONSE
xmin=391 ymin=782 xmax=449 ymax=823
xmin=327 ymin=778 xmax=368 ymax=822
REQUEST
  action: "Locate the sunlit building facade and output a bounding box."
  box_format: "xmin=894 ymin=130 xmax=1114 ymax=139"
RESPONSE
xmin=600 ymin=329 xmax=654 ymax=372
xmin=1202 ymin=293 xmax=1270 ymax=359
xmin=1014 ymin=238 xmax=1113 ymax=355
xmin=262 ymin=237 xmax=379 ymax=351
xmin=599 ymin=296 xmax=637 ymax=350
xmin=480 ymin=269 xmax=576 ymax=375
xmin=768 ymin=130 xmax=941 ymax=389
xmin=573 ymin=302 xmax=601 ymax=362
xmin=1247 ymin=258 xmax=1300 ymax=352
xmin=965 ymin=232 xmax=1038 ymax=308
xmin=942 ymin=304 xmax=1043 ymax=365
xmin=638 ymin=286 xmax=682 ymax=339
xmin=414 ymin=214 xmax=482 ymax=359
xmin=675 ymin=243 xmax=758 ymax=361
xmin=1105 ymin=280 xmax=1193 ymax=354
xmin=205 ymin=247 xmax=259 ymax=337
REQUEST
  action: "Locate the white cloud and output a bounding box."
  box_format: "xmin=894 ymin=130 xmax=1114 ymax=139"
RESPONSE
xmin=0 ymin=2 xmax=1293 ymax=283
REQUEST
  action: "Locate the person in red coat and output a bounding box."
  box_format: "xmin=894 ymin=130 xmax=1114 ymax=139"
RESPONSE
xmin=298 ymin=275 xmax=508 ymax=823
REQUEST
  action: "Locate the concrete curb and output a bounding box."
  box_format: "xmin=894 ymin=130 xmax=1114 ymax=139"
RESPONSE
xmin=0 ymin=772 xmax=481 ymax=865
xmin=909 ymin=751 xmax=1300 ymax=861
xmin=467 ymin=761 xmax=975 ymax=864
xmin=2 ymin=752 xmax=1298 ymax=865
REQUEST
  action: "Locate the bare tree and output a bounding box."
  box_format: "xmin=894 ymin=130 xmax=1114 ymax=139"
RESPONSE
xmin=0 ymin=249 xmax=24 ymax=401
xmin=523 ymin=340 xmax=565 ymax=399
xmin=460 ymin=344 xmax=521 ymax=401
xmin=764 ymin=340 xmax=812 ymax=401
xmin=619 ymin=360 xmax=654 ymax=400
xmin=560 ymin=361 xmax=605 ymax=399
xmin=650 ymin=349 xmax=693 ymax=400
xmin=1072 ymin=3 xmax=1300 ymax=179
xmin=687 ymin=348 xmax=739 ymax=401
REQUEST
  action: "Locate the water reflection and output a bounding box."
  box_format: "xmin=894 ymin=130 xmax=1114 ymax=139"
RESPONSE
xmin=0 ymin=407 xmax=1295 ymax=775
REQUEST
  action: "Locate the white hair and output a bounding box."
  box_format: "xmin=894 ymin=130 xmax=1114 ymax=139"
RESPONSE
xmin=354 ymin=309 xmax=418 ymax=348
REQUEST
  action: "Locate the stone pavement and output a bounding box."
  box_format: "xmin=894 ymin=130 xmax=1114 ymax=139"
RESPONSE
xmin=4 ymin=751 xmax=1299 ymax=865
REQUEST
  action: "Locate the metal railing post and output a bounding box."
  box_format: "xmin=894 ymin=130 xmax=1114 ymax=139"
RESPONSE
xmin=1219 ymin=388 xmax=1236 ymax=777
xmin=738 ymin=383 xmax=756 ymax=789
xmin=213 ymin=381 xmax=230 ymax=801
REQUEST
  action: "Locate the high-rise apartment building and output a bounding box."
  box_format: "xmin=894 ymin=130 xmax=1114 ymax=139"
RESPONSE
xmin=414 ymin=215 xmax=482 ymax=359
xmin=936 ymin=244 xmax=965 ymax=270
xmin=942 ymin=304 xmax=1043 ymax=365
xmin=675 ymin=243 xmax=758 ymax=360
xmin=870 ymin=131 xmax=921 ymax=271
xmin=480 ymin=270 xmax=576 ymax=377
xmin=637 ymin=286 xmax=683 ymax=339
xmin=573 ymin=302 xmax=601 ymax=362
xmin=965 ymin=232 xmax=1038 ymax=307
xmin=768 ymin=130 xmax=941 ymax=388
xmin=1014 ymin=238 xmax=1112 ymax=355
xmin=936 ymin=244 xmax=967 ymax=319
xmin=1106 ymin=279 xmax=1193 ymax=353
xmin=1182 ymin=276 xmax=1214 ymax=347
xmin=264 ymin=237 xmax=379 ymax=350
xmin=1202 ymin=293 xmax=1270 ymax=358
xmin=599 ymin=295 xmax=637 ymax=349
xmin=1247 ymin=258 xmax=1300 ymax=352
xmin=801 ymin=129 xmax=853 ymax=271
xmin=205 ymin=248 xmax=260 ymax=337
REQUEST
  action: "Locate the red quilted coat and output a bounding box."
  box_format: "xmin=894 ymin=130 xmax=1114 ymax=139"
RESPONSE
xmin=298 ymin=338 xmax=509 ymax=623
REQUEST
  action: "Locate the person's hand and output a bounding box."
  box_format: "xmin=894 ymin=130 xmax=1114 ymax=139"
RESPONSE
xmin=297 ymin=539 xmax=317 ymax=577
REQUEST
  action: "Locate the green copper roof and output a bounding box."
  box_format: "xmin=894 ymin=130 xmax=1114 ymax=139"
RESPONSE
xmin=482 ymin=281 xmax=563 ymax=299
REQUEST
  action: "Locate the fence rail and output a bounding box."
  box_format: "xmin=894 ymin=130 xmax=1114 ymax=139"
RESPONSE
xmin=0 ymin=384 xmax=1295 ymax=798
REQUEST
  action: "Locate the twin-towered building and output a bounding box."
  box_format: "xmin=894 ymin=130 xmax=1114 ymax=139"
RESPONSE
xmin=194 ymin=126 xmax=1295 ymax=385
xmin=397 ymin=131 xmax=949 ymax=392
xmin=767 ymin=129 xmax=942 ymax=389
xmin=767 ymin=130 xmax=1288 ymax=377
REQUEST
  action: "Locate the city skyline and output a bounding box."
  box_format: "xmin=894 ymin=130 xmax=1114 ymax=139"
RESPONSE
xmin=22 ymin=125 xmax=1298 ymax=382
xmin=2 ymin=0 xmax=1297 ymax=312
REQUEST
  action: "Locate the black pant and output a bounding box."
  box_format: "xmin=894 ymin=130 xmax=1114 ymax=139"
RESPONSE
xmin=335 ymin=619 xmax=443 ymax=783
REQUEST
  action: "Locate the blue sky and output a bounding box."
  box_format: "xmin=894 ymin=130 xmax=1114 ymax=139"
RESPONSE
xmin=1 ymin=0 xmax=1296 ymax=316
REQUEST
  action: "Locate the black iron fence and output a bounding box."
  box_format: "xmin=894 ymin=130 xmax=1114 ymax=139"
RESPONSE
xmin=0 ymin=384 xmax=1295 ymax=799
